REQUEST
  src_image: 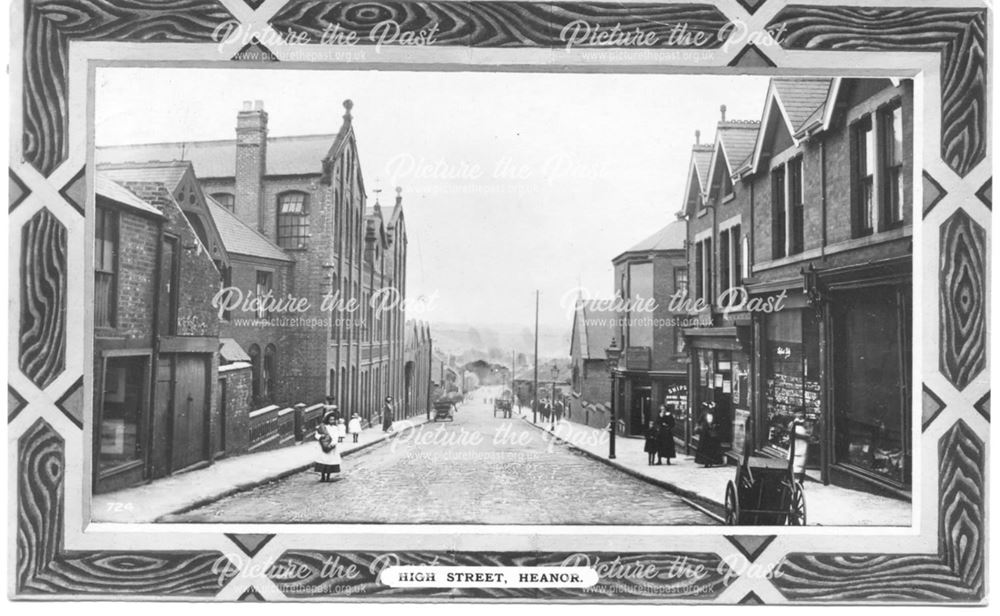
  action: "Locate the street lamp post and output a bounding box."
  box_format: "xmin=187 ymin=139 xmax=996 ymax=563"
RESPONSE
xmin=605 ymin=337 xmax=623 ymax=460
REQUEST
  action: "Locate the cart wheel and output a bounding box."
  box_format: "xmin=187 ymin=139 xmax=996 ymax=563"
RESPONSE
xmin=788 ymin=482 xmax=806 ymax=526
xmin=724 ymin=481 xmax=740 ymax=525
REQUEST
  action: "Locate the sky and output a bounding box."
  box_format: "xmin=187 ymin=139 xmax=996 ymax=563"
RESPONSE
xmin=95 ymin=68 xmax=769 ymax=332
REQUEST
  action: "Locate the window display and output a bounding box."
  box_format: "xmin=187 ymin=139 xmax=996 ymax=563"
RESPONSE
xmin=100 ymin=357 xmax=146 ymax=474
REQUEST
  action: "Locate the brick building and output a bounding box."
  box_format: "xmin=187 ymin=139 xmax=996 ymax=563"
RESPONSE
xmin=610 ymin=220 xmax=689 ymax=436
xmin=95 ymin=100 xmax=432 ymax=491
xmin=679 ymin=78 xmax=913 ymax=496
xmin=403 ymin=320 xmax=434 ymax=418
xmin=679 ymin=112 xmax=760 ymax=458
xmin=567 ymin=299 xmax=616 ymax=429
xmin=93 ymin=167 xmax=225 ymax=493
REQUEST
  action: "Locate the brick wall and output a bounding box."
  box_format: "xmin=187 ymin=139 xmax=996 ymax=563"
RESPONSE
xmin=219 ymin=365 xmax=252 ymax=455
xmin=113 ymin=211 xmax=158 ymax=340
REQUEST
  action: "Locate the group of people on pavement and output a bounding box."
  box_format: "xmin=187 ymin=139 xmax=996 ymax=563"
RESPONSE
xmin=642 ymin=402 xmax=724 ymax=468
xmin=644 ymin=405 xmax=677 ymax=465
xmin=313 ymin=396 xmax=396 ymax=482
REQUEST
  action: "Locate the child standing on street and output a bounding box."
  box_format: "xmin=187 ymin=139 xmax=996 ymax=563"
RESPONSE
xmin=336 ymin=418 xmax=346 ymax=443
xmin=348 ymin=412 xmax=362 ymax=443
xmin=644 ymin=421 xmax=658 ymax=466
xmin=314 ymin=412 xmax=341 ymax=482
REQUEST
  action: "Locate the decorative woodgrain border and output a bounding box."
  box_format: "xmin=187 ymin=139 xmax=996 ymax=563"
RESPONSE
xmin=8 ymin=0 xmax=990 ymax=604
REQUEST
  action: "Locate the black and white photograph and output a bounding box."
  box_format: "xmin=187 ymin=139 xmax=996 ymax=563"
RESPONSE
xmin=6 ymin=0 xmax=990 ymax=605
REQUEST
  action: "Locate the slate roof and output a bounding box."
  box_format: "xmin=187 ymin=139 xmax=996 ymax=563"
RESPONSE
xmin=205 ymin=195 xmax=293 ymax=262
xmin=98 ymin=161 xmax=190 ymax=192
xmin=573 ymin=299 xmax=618 ymax=360
xmin=96 ymin=133 xmax=338 ymax=179
xmin=772 ymin=78 xmax=832 ymax=132
xmin=716 ymin=121 xmax=761 ymax=171
xmin=95 ymin=173 xmax=164 ymax=218
xmin=219 ymin=338 xmax=252 ymax=363
xmin=691 ymin=144 xmax=714 ymax=188
xmin=617 ymin=219 xmax=686 ymax=258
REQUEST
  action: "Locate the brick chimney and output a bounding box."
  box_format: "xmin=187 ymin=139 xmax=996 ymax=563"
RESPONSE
xmin=235 ymin=100 xmax=268 ymax=232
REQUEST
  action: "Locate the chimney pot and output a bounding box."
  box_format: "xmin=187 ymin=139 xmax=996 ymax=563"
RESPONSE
xmin=695 ymin=130 xmax=700 ymax=144
xmin=242 ymin=100 xmax=252 ymax=111
xmin=720 ymin=104 xmax=727 ymax=122
xmin=254 ymin=100 xmax=264 ymax=110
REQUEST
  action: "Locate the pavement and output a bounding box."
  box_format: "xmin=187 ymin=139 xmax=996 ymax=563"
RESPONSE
xmin=164 ymin=388 xmax=714 ymax=524
xmin=92 ymin=416 xmax=431 ymax=523
xmin=533 ymin=413 xmax=912 ymax=526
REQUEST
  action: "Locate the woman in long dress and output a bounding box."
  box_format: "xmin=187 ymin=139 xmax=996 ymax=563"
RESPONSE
xmin=694 ymin=403 xmax=723 ymax=467
xmin=656 ymin=405 xmax=677 ymax=465
xmin=382 ymin=397 xmax=395 ymax=432
xmin=314 ymin=412 xmax=342 ymax=482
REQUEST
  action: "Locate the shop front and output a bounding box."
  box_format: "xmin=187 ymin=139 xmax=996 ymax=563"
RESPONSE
xmin=748 ymin=257 xmax=912 ymax=495
xmin=614 ymin=370 xmax=689 ymax=437
xmin=682 ymin=326 xmax=752 ymax=459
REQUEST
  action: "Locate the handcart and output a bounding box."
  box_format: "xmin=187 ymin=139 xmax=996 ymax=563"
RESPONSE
xmin=723 ymin=420 xmax=807 ymax=526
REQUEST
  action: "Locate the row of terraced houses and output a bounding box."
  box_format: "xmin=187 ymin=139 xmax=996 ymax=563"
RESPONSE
xmin=92 ymin=100 xmax=434 ymax=493
xmin=570 ymin=77 xmax=913 ymax=497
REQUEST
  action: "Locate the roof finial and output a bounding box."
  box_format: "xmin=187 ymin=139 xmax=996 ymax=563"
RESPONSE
xmin=395 ymin=186 xmax=403 ymax=206
xmin=343 ymin=99 xmax=353 ymax=121
xmin=695 ymin=130 xmax=700 ymax=145
xmin=720 ymin=104 xmax=727 ymax=122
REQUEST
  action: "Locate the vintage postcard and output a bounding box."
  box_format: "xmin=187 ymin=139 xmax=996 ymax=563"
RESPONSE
xmin=6 ymin=0 xmax=991 ymax=605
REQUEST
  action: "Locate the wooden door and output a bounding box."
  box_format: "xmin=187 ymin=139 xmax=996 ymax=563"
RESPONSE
xmin=172 ymin=355 xmax=209 ymax=471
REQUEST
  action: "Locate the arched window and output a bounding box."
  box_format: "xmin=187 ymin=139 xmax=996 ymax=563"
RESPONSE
xmin=277 ymin=191 xmax=309 ymax=249
xmin=263 ymin=344 xmax=277 ymax=403
xmin=248 ymin=344 xmax=261 ymax=403
xmin=211 ymin=193 xmax=235 ymax=211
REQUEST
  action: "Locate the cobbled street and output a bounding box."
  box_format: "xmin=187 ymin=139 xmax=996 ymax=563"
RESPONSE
xmin=167 ymin=387 xmax=715 ymax=524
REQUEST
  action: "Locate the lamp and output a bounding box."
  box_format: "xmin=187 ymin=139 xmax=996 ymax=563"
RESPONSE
xmin=605 ymin=337 xmax=623 ymax=459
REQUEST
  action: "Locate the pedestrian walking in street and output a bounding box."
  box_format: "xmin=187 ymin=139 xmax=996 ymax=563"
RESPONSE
xmin=694 ymin=402 xmax=723 ymax=467
xmin=314 ymin=412 xmax=342 ymax=482
xmin=644 ymin=421 xmax=658 ymax=465
xmin=348 ymin=412 xmax=362 ymax=443
xmin=336 ymin=417 xmax=347 ymax=443
xmin=656 ymin=405 xmax=676 ymax=465
xmin=382 ymin=396 xmax=395 ymax=432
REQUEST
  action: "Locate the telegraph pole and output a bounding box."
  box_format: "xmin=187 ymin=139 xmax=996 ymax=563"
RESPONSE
xmin=532 ymin=290 xmax=539 ymax=425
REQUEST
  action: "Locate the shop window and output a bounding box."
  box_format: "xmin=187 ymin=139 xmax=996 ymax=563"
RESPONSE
xmin=277 ymin=191 xmax=309 ymax=249
xmin=99 ymin=356 xmax=146 ymax=475
xmin=852 ymin=116 xmax=876 ymax=237
xmin=833 ymin=287 xmax=910 ymax=486
xmin=95 ymin=206 xmax=118 ymax=328
xmin=763 ymin=309 xmax=821 ymax=453
xmin=881 ymin=103 xmax=904 ymax=229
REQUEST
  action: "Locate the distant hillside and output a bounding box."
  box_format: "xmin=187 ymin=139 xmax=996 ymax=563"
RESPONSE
xmin=428 ymin=321 xmax=570 ymax=361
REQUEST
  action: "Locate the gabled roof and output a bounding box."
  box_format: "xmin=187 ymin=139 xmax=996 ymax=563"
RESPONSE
xmin=680 ymin=143 xmax=714 ymax=216
xmin=614 ymin=219 xmax=686 ymax=261
xmin=95 ymin=173 xmax=165 ymax=218
xmin=742 ymin=78 xmax=834 ymax=176
xmin=205 ymin=195 xmax=293 ymax=262
xmin=571 ymin=299 xmax=618 ymax=360
xmin=96 ymin=133 xmax=337 ymax=179
xmin=772 ymin=78 xmax=833 ymax=134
